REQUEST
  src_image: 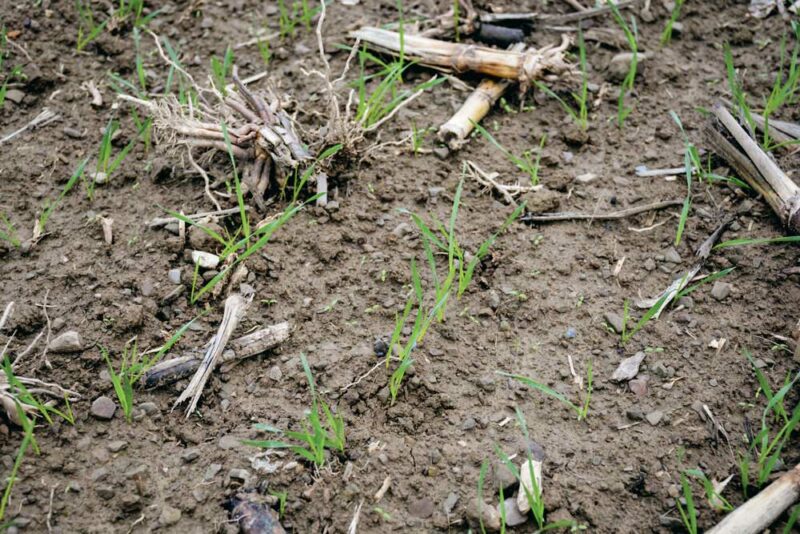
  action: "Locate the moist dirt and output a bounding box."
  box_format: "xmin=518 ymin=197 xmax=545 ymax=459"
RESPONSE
xmin=1 ymin=1 xmax=799 ymax=533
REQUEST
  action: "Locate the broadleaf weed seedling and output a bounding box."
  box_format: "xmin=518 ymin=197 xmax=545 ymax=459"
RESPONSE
xmin=609 ymin=3 xmax=638 ymax=128
xmin=244 ymin=354 xmax=345 ymax=467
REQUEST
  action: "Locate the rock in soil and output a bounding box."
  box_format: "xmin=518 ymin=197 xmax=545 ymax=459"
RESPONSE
xmin=611 ymin=352 xmax=646 ymax=382
xmin=645 ymin=410 xmax=664 ymax=426
xmin=603 ymin=312 xmax=625 ymax=334
xmin=628 ymin=375 xmax=649 ymax=397
xmin=160 ymin=504 xmax=182 ymax=526
xmin=711 ymin=281 xmax=732 ymax=301
xmin=408 ymin=497 xmax=435 ymax=519
xmin=467 ymin=498 xmax=501 ymax=531
xmin=521 ymin=188 xmax=560 ymax=213
xmin=500 ymin=496 xmax=528 ymax=527
xmin=517 ymin=457 xmax=543 ymax=514
xmin=90 ymin=396 xmax=116 ymax=420
xmin=48 ymin=330 xmax=83 ymax=353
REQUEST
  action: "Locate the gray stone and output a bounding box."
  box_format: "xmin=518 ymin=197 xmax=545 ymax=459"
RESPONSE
xmin=626 ymin=408 xmax=644 ymax=421
xmin=268 ymin=365 xmax=283 ymax=381
xmin=409 ymin=497 xmax=435 ymax=518
xmin=611 ymin=352 xmax=646 ymax=382
xmin=442 ymin=492 xmax=459 ymax=515
xmin=646 ymin=410 xmax=664 ymax=426
xmin=218 ymin=434 xmax=241 ymax=450
xmin=711 ymin=282 xmax=732 ymax=301
xmin=182 ymin=449 xmax=200 ymax=463
xmin=138 ymin=402 xmax=159 ymax=415
xmin=168 ymin=268 xmax=181 ymax=284
xmin=227 ymin=468 xmax=250 ymax=487
xmin=90 ymin=396 xmax=116 ymax=420
xmin=160 ymin=504 xmax=182 ymax=526
xmin=604 ymin=312 xmax=625 ymax=334
xmin=433 ymin=146 xmax=449 ymax=160
xmin=204 ymin=463 xmax=222 ymax=481
xmin=107 ymin=440 xmax=128 ymax=453
xmin=95 ymin=485 xmax=115 ymax=500
xmin=462 ymin=417 xmax=477 ymax=431
xmin=48 ymin=331 xmax=83 ymax=353
xmin=663 ymin=247 xmax=682 ymax=263
xmin=191 ymin=250 xmax=220 ymax=269
xmin=499 ymin=497 xmax=528 ymax=527
xmin=4 ymin=89 xmax=24 ymax=104
xmin=629 ymin=375 xmax=649 ymax=397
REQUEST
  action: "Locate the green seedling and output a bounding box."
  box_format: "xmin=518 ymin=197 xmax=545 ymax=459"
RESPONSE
xmin=761 ymin=22 xmax=800 ymax=149
xmin=785 ymin=506 xmax=800 ymax=534
xmin=354 ymin=49 xmax=444 ymax=130
xmin=210 ymin=45 xmax=234 ymax=96
xmin=162 ymin=37 xmax=196 ymax=105
xmin=609 ymin=3 xmax=638 ymax=127
xmin=278 ymin=0 xmax=298 ymax=39
xmin=472 ymin=121 xmax=546 ymax=185
xmin=660 ymin=0 xmax=685 ymax=45
xmin=724 ymin=44 xmax=756 ymax=135
xmin=620 ymin=292 xmax=670 ymax=344
xmin=477 ymin=459 xmax=489 ymax=534
xmin=258 ymin=38 xmax=271 ymax=67
xmin=676 ymin=472 xmax=698 ymax=534
xmin=244 ymin=354 xmax=345 ymax=467
xmin=405 ymin=175 xmax=524 ymax=321
xmin=101 ymin=317 xmax=196 ymax=422
xmin=38 ymin=158 xmax=88 ymax=236
xmin=87 ymin=119 xmax=141 ymax=199
xmin=534 ymin=30 xmax=588 ymax=130
xmin=674 ymin=268 xmax=735 ymax=300
xmin=410 ymin=122 xmax=433 ymax=155
xmin=75 ymin=0 xmax=108 ymax=52
xmin=453 ymin=0 xmax=461 ymax=41
xmin=288 ymin=143 xmax=343 ymax=204
xmin=0 ymin=213 xmax=19 ymax=248
xmin=116 ymin=0 xmax=162 ymax=28
xmin=1 ymin=66 xmax=25 ymax=109
xmin=744 ymin=361 xmax=800 ymax=487
xmin=0 ymin=401 xmax=37 ymax=524
xmin=221 ymin=122 xmax=250 ymax=242
xmin=498 ymin=361 xmax=592 ymax=421
xmin=684 ymin=469 xmax=733 ymax=512
xmin=715 ymin=235 xmax=800 ymax=249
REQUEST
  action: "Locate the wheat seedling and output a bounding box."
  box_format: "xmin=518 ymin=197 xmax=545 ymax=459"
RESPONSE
xmin=244 ymin=354 xmax=345 ymax=467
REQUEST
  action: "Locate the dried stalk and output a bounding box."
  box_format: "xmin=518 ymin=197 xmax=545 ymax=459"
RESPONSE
xmin=174 ymin=293 xmax=250 ymax=416
xmin=707 ymin=463 xmax=800 ymax=534
xmin=142 ymin=322 xmax=289 ymax=388
xmin=349 ymin=27 xmax=573 ymax=89
xmin=438 ymin=43 xmax=526 ymax=149
xmin=521 ymin=199 xmax=683 ymax=222
xmin=479 ymin=0 xmax=639 ymax=25
xmin=706 ymin=103 xmax=800 ymax=233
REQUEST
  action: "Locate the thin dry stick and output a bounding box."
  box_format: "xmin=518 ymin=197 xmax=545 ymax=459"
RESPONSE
xmin=479 ymin=0 xmax=639 ymax=24
xmin=707 ymin=463 xmax=800 ymax=534
xmin=522 ymin=199 xmax=683 ymax=222
xmin=0 ymin=108 xmax=59 ymax=145
xmin=37 ymin=290 xmax=53 ymax=370
xmin=174 ymin=294 xmax=251 ymax=415
xmin=438 ymin=43 xmax=526 ymax=149
xmin=465 ymin=160 xmax=540 ymax=205
xmin=0 ymin=302 xmax=13 ymax=331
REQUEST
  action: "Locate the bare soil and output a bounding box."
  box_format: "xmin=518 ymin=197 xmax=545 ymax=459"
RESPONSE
xmin=1 ymin=1 xmax=799 ymax=533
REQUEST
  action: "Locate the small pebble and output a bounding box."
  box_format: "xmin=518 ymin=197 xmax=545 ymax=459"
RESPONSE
xmin=168 ymin=268 xmax=181 ymax=284
xmin=645 ymin=410 xmax=664 ymax=426
xmin=90 ymin=396 xmax=116 ymax=420
xmin=710 ymin=282 xmax=732 ymax=301
xmin=48 ymin=331 xmax=83 ymax=353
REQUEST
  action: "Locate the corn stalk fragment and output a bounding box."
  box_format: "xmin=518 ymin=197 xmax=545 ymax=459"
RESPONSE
xmin=438 ymin=43 xmax=526 ymax=149
xmin=349 ymin=27 xmax=573 ymax=90
xmin=705 ymin=103 xmax=800 ymax=234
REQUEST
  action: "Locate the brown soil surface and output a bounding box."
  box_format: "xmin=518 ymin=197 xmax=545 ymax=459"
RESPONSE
xmin=1 ymin=1 xmax=799 ymax=533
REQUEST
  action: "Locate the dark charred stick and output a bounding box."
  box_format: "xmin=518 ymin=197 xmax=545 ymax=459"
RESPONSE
xmin=475 ymin=23 xmax=525 ymax=46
